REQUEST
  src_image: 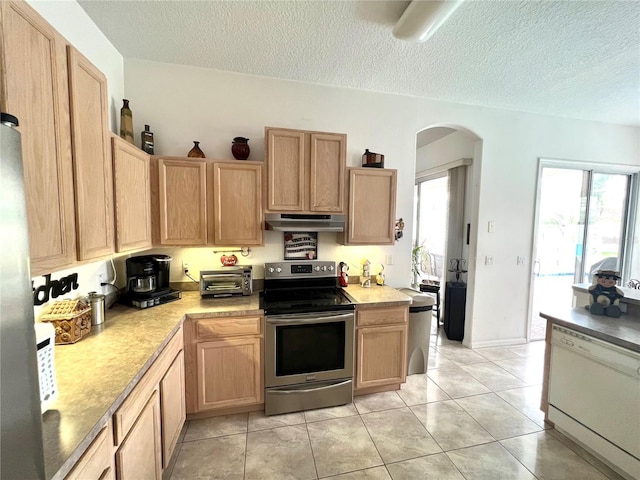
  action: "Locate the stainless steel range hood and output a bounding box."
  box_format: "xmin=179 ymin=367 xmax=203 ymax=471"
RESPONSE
xmin=265 ymin=213 xmax=345 ymax=232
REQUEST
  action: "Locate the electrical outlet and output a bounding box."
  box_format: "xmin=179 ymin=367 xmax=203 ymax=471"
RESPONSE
xmin=385 ymin=254 xmax=393 ymax=265
xmin=97 ymin=273 xmax=105 ymax=284
xmin=182 ymin=261 xmax=189 ymax=273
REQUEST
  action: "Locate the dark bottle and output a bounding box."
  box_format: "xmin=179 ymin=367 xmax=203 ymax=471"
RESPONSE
xmin=120 ymin=99 xmax=134 ymax=144
xmin=141 ymin=124 xmax=154 ymax=154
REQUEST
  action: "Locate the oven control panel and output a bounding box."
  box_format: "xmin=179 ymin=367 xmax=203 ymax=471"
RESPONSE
xmin=265 ymin=261 xmax=336 ymax=279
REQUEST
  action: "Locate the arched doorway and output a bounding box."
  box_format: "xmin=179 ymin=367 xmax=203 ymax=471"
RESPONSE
xmin=413 ymin=124 xmax=482 ymax=347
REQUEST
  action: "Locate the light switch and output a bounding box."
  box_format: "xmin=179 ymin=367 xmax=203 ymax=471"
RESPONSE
xmin=485 ymin=256 xmax=493 ymax=265
xmin=488 ymin=221 xmax=495 ymax=233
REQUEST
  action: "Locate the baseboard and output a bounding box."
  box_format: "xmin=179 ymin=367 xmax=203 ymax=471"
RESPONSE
xmin=468 ymin=337 xmax=528 ymax=349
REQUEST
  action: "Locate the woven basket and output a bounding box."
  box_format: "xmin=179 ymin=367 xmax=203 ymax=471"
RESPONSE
xmin=41 ymin=299 xmax=92 ymax=344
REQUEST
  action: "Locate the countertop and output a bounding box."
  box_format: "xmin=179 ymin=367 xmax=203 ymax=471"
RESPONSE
xmin=342 ymin=284 xmax=412 ymax=306
xmin=44 ymin=291 xmax=260 ymax=480
xmin=43 ymin=286 xmax=409 ymax=479
xmin=540 ymin=307 xmax=640 ymax=352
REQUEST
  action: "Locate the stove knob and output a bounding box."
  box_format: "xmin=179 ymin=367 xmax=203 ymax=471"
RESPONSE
xmin=314 ymin=266 xmax=321 ymax=271
xmin=328 ymin=265 xmax=334 ymax=271
xmin=321 ymin=266 xmax=327 ymax=271
xmin=275 ymin=267 xmax=282 ymax=273
xmin=268 ymin=267 xmax=275 ymax=274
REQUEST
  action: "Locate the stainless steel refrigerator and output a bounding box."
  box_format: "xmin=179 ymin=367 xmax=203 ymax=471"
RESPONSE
xmin=1 ymin=112 xmax=46 ymax=479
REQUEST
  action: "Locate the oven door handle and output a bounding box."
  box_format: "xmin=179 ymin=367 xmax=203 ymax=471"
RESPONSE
xmin=268 ymin=379 xmax=352 ymax=395
xmin=266 ymin=312 xmax=354 ymax=325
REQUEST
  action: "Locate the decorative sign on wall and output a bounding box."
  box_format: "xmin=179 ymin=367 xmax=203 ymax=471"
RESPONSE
xmin=32 ymin=273 xmax=80 ymax=306
xmin=284 ymin=232 xmax=318 ymax=260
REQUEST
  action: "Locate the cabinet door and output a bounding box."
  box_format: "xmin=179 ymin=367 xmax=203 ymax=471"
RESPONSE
xmin=346 ymin=168 xmax=397 ymax=245
xmin=160 ymin=351 xmax=185 ymax=470
xmin=196 ymin=336 xmax=263 ymax=411
xmin=211 ymin=161 xmax=263 ymax=245
xmin=112 ymin=136 xmax=152 ymax=252
xmin=356 ymin=324 xmax=407 ymax=389
xmin=266 ymin=128 xmax=305 ymax=211
xmin=0 ymin=1 xmax=77 ymax=275
xmin=157 ymin=158 xmax=207 ymax=245
xmin=116 ymin=390 xmax=162 ymax=480
xmin=309 ymin=133 xmax=346 ymax=213
xmin=65 ymin=421 xmax=115 ymax=480
xmin=67 ymin=46 xmax=113 ymax=260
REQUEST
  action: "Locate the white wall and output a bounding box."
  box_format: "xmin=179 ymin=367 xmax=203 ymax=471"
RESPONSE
xmin=27 ymin=0 xmax=124 ymax=132
xmin=416 ymin=131 xmax=475 ymax=173
xmin=125 ymin=58 xmax=639 ymax=347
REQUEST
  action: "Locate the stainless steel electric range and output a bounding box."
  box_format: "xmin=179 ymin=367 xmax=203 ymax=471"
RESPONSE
xmin=260 ymin=261 xmax=355 ymax=416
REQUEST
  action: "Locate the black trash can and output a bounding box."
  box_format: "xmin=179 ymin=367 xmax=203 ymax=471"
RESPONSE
xmin=444 ymin=282 xmax=466 ymax=341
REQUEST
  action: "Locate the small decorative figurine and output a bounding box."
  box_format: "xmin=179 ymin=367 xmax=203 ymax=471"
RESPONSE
xmin=588 ymin=270 xmax=624 ymax=317
xmin=360 ymin=259 xmax=371 ymax=288
xmin=376 ymin=264 xmax=385 ymax=286
xmin=339 ymin=262 xmax=349 ymax=287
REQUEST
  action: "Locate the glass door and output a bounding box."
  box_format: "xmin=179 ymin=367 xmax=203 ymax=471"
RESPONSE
xmin=531 ymin=167 xmax=631 ymax=340
xmin=413 ymin=175 xmax=448 ymax=286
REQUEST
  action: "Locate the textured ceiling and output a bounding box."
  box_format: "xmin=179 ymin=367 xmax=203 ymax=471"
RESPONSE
xmin=78 ymin=0 xmax=640 ymax=126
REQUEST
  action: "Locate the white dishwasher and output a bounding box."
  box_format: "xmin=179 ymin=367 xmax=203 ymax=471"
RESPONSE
xmin=548 ymin=324 xmax=640 ymax=480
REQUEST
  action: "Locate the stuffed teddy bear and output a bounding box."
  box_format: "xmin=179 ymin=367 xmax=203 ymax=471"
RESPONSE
xmin=588 ymin=270 xmax=624 ymax=317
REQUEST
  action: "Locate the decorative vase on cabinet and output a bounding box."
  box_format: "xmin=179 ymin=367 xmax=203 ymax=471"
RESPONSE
xmin=231 ymin=137 xmax=250 ymax=160
xmin=120 ymin=99 xmax=134 ymax=144
xmin=187 ymin=141 xmax=206 ymax=158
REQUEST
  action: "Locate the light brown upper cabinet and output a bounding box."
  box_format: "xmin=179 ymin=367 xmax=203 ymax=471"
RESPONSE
xmin=342 ymin=168 xmax=397 ymax=245
xmin=154 ymin=158 xmax=208 ymax=246
xmin=265 ymin=127 xmax=346 ymax=213
xmin=0 ymin=1 xmax=77 ymax=275
xmin=112 ymin=136 xmax=152 ymax=253
xmin=67 ymin=46 xmax=114 ymax=261
xmin=152 ymin=157 xmax=264 ymax=247
xmin=210 ymin=161 xmax=263 ymax=246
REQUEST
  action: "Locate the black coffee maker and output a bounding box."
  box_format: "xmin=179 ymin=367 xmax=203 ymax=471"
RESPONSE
xmin=124 ymin=255 xmax=180 ymax=308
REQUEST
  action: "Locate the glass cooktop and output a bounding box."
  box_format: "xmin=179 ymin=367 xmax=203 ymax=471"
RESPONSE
xmin=260 ymin=287 xmax=354 ymax=315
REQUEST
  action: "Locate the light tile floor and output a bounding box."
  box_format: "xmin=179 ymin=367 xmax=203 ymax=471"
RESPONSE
xmin=168 ymin=318 xmax=624 ymax=480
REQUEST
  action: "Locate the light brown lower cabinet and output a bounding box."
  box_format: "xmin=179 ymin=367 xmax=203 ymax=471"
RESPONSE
xmin=196 ymin=336 xmax=263 ymax=411
xmin=115 ymin=390 xmax=162 ymax=480
xmin=65 ymin=420 xmax=115 ymax=480
xmin=160 ymin=351 xmax=186 ymax=469
xmin=355 ymin=306 xmax=408 ymax=394
xmin=185 ymin=315 xmax=264 ymax=415
xmin=66 ymin=327 xmax=185 ymax=480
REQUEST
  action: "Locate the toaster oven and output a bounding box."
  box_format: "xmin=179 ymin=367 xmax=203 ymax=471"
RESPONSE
xmin=200 ymin=266 xmax=253 ymax=297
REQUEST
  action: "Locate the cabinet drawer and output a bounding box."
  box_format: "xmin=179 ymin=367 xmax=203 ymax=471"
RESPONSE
xmin=357 ymin=306 xmax=407 ymax=326
xmin=195 ymin=316 xmax=262 ymax=339
xmin=65 ymin=420 xmax=115 ymax=480
xmin=114 ymin=327 xmax=183 ymax=445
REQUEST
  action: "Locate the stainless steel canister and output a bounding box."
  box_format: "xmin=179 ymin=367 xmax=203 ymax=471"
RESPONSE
xmin=87 ymin=291 xmax=106 ymax=326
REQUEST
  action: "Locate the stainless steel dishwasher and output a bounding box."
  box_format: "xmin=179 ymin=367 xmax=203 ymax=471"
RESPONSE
xmin=548 ymin=324 xmax=640 ymax=480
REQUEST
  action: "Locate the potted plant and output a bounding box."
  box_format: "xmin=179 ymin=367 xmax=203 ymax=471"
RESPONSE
xmin=411 ymin=244 xmax=425 ymax=287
